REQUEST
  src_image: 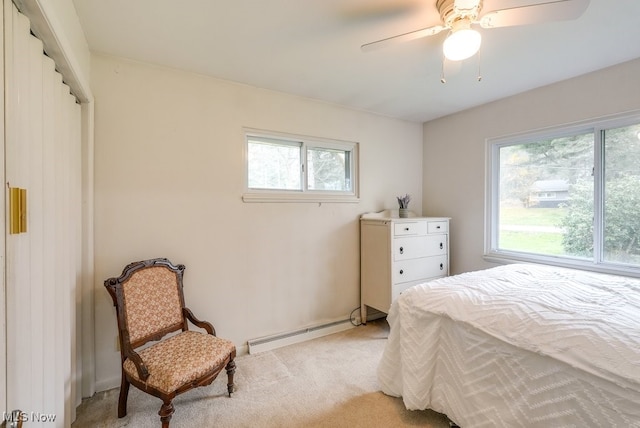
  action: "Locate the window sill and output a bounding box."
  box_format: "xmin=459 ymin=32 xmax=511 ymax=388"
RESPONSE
xmin=483 ymin=251 xmax=640 ymax=279
xmin=242 ymin=192 xmax=360 ymax=204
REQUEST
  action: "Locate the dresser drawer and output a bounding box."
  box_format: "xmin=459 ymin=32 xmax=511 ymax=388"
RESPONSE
xmin=392 ymin=255 xmax=448 ymax=284
xmin=428 ymin=221 xmax=448 ymax=234
xmin=391 ymin=281 xmax=417 ymax=302
xmin=393 ymin=235 xmax=448 ymax=261
xmin=394 ymin=221 xmax=427 ymax=236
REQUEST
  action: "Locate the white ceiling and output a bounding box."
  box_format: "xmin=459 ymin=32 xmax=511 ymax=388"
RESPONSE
xmin=72 ymin=0 xmax=640 ymax=123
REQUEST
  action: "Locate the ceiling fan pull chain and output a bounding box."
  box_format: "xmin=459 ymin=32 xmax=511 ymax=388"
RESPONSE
xmin=440 ymin=55 xmax=447 ymax=84
xmin=477 ymin=47 xmax=482 ymax=82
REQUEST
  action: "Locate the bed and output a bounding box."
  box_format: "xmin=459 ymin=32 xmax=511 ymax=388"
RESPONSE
xmin=377 ymin=263 xmax=640 ymax=427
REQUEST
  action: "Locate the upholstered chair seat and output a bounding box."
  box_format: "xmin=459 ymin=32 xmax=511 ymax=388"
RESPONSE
xmin=123 ymin=331 xmax=236 ymax=395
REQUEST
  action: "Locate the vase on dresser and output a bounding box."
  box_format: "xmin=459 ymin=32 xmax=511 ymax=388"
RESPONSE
xmin=399 ymin=208 xmax=409 ymax=218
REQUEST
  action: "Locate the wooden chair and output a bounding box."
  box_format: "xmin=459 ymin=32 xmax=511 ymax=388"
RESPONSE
xmin=104 ymin=258 xmax=236 ymax=427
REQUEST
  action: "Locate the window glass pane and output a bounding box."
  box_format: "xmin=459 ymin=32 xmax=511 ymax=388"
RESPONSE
xmin=247 ymin=139 xmax=301 ymax=190
xmin=603 ymin=122 xmax=640 ymax=264
xmin=307 ymin=147 xmax=351 ymax=191
xmin=498 ymin=133 xmax=594 ymax=257
xmin=244 ymin=130 xmax=358 ymax=202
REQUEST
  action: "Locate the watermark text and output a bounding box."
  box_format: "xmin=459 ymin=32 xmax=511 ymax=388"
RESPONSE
xmin=3 ymin=410 xmax=57 ymax=423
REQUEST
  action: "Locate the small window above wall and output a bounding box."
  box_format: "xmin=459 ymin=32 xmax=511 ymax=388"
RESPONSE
xmin=243 ymin=128 xmax=359 ymax=203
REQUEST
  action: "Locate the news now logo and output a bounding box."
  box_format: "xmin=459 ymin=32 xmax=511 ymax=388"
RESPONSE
xmin=3 ymin=410 xmax=57 ymax=423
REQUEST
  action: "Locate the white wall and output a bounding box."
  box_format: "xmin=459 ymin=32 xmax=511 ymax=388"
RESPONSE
xmin=422 ymin=58 xmax=640 ymax=275
xmin=91 ymin=54 xmax=423 ymax=391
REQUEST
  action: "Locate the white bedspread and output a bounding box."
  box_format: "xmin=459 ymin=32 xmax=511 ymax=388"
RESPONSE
xmin=378 ymin=263 xmax=640 ymax=427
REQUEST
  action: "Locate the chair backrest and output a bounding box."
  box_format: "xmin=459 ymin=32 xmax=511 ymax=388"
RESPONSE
xmin=105 ymin=258 xmax=187 ymax=348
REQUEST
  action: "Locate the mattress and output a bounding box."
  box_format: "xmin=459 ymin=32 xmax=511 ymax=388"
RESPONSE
xmin=377 ymin=263 xmax=640 ymax=427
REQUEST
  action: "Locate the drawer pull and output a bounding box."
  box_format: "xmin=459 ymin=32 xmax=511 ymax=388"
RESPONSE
xmin=404 ymin=227 xmax=409 ymax=231
xmin=439 ymin=242 xmax=443 ymax=250
xmin=399 ymin=269 xmax=404 ymax=275
xmin=440 ymin=263 xmax=444 ymax=270
xmin=436 ymin=225 xmax=441 ymax=229
xmin=399 ymin=246 xmax=404 ymax=254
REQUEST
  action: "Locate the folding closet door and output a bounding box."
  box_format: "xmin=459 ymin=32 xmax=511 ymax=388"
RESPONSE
xmin=0 ymin=0 xmax=5 ymax=414
xmin=4 ymin=2 xmax=35 ymax=422
xmin=4 ymin=0 xmax=81 ymax=426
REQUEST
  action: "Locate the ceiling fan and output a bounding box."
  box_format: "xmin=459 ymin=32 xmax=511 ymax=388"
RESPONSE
xmin=361 ymin=0 xmax=590 ymax=61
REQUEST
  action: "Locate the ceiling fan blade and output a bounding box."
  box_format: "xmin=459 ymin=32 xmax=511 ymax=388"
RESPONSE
xmin=479 ymin=0 xmax=590 ymax=28
xmin=361 ymin=25 xmax=446 ymax=52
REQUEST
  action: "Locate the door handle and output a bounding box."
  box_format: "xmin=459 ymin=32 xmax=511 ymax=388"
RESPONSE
xmin=9 ymin=187 xmax=27 ymax=234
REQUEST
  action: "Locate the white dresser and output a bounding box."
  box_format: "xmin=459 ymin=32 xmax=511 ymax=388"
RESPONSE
xmin=360 ymin=210 xmax=450 ymax=322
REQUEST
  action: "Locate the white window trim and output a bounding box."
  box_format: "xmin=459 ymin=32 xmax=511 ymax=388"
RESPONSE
xmin=484 ymin=110 xmax=640 ymax=278
xmin=242 ymin=128 xmax=360 ymax=203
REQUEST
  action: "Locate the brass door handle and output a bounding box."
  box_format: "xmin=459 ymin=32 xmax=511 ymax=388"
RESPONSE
xmin=9 ymin=187 xmax=27 ymax=234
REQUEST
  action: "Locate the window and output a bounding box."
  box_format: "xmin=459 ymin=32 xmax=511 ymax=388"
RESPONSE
xmin=243 ymin=129 xmax=359 ymax=202
xmin=486 ymin=112 xmax=640 ymax=276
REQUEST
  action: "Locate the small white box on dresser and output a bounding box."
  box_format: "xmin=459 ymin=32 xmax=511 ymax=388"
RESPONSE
xmin=360 ymin=210 xmax=450 ymax=323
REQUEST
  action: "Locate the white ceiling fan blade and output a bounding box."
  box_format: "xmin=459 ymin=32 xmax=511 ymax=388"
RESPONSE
xmin=479 ymin=0 xmax=590 ymax=29
xmin=361 ymin=25 xmax=446 ymax=52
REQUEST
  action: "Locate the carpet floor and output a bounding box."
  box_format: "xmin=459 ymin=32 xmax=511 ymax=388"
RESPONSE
xmin=73 ymin=319 xmax=451 ymax=427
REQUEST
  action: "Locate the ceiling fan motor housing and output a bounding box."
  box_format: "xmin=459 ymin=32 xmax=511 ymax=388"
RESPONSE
xmin=437 ymin=0 xmax=483 ymax=28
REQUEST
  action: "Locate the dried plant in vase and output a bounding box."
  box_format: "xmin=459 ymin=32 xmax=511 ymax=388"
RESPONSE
xmin=397 ymin=194 xmax=411 ymax=218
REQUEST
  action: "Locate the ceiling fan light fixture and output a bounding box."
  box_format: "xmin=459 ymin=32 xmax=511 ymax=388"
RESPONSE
xmin=443 ymin=18 xmax=481 ymax=61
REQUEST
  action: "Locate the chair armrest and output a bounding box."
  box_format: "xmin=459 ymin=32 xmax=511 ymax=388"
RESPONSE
xmin=183 ymin=307 xmax=216 ymax=336
xmin=123 ymin=346 xmax=149 ymax=381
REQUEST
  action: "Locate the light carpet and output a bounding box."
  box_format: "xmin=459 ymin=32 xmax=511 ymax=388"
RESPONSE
xmin=73 ymin=319 xmax=451 ymax=427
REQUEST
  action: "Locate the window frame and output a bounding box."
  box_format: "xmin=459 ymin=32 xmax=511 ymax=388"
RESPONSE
xmin=484 ymin=110 xmax=640 ymax=277
xmin=242 ymin=128 xmax=360 ymax=203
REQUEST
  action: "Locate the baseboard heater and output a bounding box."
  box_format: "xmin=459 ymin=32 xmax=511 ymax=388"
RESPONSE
xmin=247 ymin=318 xmax=355 ymax=354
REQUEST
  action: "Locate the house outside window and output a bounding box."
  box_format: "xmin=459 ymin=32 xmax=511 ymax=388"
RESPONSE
xmin=485 ymin=112 xmax=640 ymax=277
xmin=528 ymin=180 xmax=568 ymax=207
xmin=243 ymin=129 xmax=359 ymax=203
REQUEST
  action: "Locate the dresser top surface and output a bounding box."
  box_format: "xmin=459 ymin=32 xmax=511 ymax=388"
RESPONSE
xmin=360 ymin=210 xmax=450 ymax=222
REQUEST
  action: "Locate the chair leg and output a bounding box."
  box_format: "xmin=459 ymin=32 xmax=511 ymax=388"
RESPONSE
xmin=226 ymin=359 xmax=236 ymax=396
xmin=159 ymin=400 xmax=174 ymax=428
xmin=117 ymin=373 xmax=130 ymax=418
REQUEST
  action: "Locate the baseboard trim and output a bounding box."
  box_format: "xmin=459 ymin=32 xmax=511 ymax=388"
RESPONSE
xmin=95 ymin=375 xmax=120 ymax=394
xmin=364 ymin=308 xmax=386 ymax=323
xmin=247 ymin=317 xmax=355 ymax=354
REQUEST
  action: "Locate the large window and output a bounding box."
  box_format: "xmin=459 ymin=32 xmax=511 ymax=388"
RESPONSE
xmin=243 ymin=129 xmax=359 ymax=202
xmin=486 ymin=112 xmax=640 ymax=276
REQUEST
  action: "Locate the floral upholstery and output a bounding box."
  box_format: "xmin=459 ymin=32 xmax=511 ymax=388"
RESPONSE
xmin=122 ymin=266 xmax=183 ymax=343
xmin=123 ymin=330 xmax=236 ymax=395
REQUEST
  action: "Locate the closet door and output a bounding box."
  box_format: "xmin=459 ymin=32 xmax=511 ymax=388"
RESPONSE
xmin=0 ymin=0 xmax=5 ymax=415
xmin=4 ymin=1 xmax=81 ymax=426
xmin=4 ymin=2 xmax=34 ymax=422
